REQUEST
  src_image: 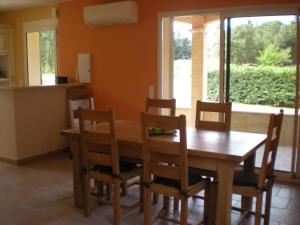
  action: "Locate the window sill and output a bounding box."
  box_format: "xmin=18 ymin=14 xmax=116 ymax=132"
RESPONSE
xmin=232 ymin=103 xmax=294 ymax=116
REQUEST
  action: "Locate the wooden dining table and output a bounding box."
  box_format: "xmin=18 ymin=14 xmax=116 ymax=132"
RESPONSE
xmin=61 ymin=120 xmax=267 ymax=225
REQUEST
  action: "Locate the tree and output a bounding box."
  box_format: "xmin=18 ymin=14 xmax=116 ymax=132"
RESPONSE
xmin=40 ymin=31 xmax=56 ymax=74
xmin=173 ymin=32 xmax=192 ymax=60
xmin=254 ymin=21 xmax=284 ymax=52
xmin=277 ymin=21 xmax=296 ymax=64
xmin=231 ymin=19 xmax=296 ymax=66
xmin=231 ymin=22 xmax=258 ymax=64
xmin=257 ymin=43 xmax=291 ymax=66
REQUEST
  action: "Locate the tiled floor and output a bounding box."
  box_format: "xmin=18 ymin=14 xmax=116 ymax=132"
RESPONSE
xmin=0 ymin=153 xmax=299 ymax=225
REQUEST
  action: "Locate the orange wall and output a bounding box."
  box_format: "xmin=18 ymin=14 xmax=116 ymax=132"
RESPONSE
xmin=57 ymin=0 xmax=299 ymax=121
xmin=0 ymin=6 xmax=54 ymax=85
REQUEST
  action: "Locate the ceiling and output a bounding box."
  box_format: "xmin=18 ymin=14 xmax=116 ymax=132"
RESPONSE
xmin=0 ymin=0 xmax=70 ymax=12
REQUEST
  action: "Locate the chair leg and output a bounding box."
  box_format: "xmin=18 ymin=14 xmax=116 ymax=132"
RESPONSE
xmin=121 ymin=181 xmax=128 ymax=196
xmin=153 ymin=193 xmax=159 ymax=204
xmin=83 ymin=173 xmax=91 ymax=217
xmin=180 ymin=197 xmax=188 ymax=225
xmin=174 ymin=197 xmax=179 ymax=211
xmin=144 ymin=188 xmax=152 ymax=225
xmin=255 ymin=192 xmax=263 ymax=225
xmin=152 ymin=175 xmax=158 ymax=204
xmin=113 ymin=179 xmax=121 ymax=225
xmin=107 ymin=183 xmax=112 ymax=200
xmin=264 ymin=188 xmax=272 ymax=225
xmin=139 ymin=176 xmax=144 ymax=212
xmin=96 ymin=181 xmax=104 ymax=197
xmin=163 ymin=195 xmax=170 ymax=214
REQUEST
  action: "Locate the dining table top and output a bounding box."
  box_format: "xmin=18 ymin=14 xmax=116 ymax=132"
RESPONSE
xmin=62 ymin=120 xmax=267 ymax=162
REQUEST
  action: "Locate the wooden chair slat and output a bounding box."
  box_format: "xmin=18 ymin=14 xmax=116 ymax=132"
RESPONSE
xmin=87 ymin=152 xmax=112 ymax=166
xmin=80 ymin=109 xmax=113 ymax=124
xmin=195 ymin=100 xmax=232 ymax=131
xmin=146 ymin=140 xmax=180 ymax=155
xmin=67 ymin=86 xmax=93 ymax=100
xmin=83 ymin=132 xmax=112 ymax=145
xmin=196 ymin=121 xmax=229 ymax=131
xmin=145 ymin=97 xmax=176 ymax=116
xmin=150 ymin=162 xmax=180 ymax=180
xmin=149 ymin=152 xmax=180 ymax=165
xmin=143 ymin=114 xmax=181 ymax=130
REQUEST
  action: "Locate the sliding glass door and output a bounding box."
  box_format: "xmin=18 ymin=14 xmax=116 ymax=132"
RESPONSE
xmin=160 ymin=6 xmax=300 ymax=178
xmin=221 ymin=12 xmax=300 ymax=175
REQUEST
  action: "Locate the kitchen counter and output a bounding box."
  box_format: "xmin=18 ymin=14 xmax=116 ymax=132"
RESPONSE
xmin=0 ymin=83 xmax=84 ymax=164
xmin=0 ymin=83 xmax=82 ymax=90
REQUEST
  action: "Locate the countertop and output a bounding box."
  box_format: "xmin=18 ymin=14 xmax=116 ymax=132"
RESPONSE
xmin=0 ymin=83 xmax=85 ymax=90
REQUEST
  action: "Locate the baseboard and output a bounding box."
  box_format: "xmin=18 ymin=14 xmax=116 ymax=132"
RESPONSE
xmin=0 ymin=156 xmax=18 ymax=165
xmin=0 ymin=148 xmax=70 ymax=165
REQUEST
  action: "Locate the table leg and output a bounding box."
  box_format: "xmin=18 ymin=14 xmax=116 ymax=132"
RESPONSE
xmin=242 ymin=153 xmax=256 ymax=211
xmin=215 ymin=160 xmax=235 ymax=225
xmin=71 ymin=137 xmax=83 ymax=207
xmin=204 ymin=181 xmax=217 ymax=225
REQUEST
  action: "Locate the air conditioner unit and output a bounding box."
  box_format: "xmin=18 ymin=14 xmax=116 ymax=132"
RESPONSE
xmin=83 ymin=1 xmax=138 ymax=27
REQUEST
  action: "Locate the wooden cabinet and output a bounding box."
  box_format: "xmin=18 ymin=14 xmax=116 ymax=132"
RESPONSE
xmin=0 ymin=25 xmax=15 ymax=86
xmin=0 ymin=28 xmax=8 ymax=54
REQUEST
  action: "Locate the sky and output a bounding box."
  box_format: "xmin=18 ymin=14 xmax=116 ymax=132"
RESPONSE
xmin=173 ymin=15 xmax=296 ymax=39
xmin=231 ymin=15 xmax=296 ymax=27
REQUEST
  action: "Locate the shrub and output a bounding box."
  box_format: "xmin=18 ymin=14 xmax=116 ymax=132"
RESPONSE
xmin=207 ymin=65 xmax=296 ymax=108
xmin=257 ymin=44 xmax=291 ymax=66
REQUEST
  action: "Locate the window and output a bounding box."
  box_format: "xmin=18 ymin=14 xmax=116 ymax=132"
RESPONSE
xmin=23 ymin=19 xmax=57 ymax=86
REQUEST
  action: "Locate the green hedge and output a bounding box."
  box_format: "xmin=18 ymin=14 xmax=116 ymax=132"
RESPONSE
xmin=207 ymin=65 xmax=296 ymax=108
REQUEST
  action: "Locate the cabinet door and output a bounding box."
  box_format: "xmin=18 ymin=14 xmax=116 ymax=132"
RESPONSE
xmin=0 ymin=28 xmax=8 ymax=54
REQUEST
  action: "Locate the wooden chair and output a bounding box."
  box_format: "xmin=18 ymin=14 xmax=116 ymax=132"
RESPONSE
xmin=145 ymin=97 xmax=176 ymax=205
xmin=189 ymin=100 xmax=232 ymax=212
xmin=79 ymin=108 xmax=142 ymax=225
xmin=141 ymin=112 xmax=208 ymax=225
xmin=145 ymin=97 xmax=176 ymax=116
xmin=195 ymin=100 xmax=232 ymax=131
xmin=232 ymin=110 xmax=284 ymax=225
xmin=67 ymin=86 xmax=94 ymax=128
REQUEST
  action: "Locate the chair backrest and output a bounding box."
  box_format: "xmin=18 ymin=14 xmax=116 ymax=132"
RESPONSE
xmin=258 ymin=109 xmax=284 ymax=188
xmin=79 ymin=108 xmax=120 ymax=176
xmin=145 ymin=97 xmax=176 ymax=116
xmin=141 ymin=112 xmax=188 ymax=191
xmin=195 ymin=100 xmax=232 ymax=131
xmin=67 ymin=86 xmax=94 ymax=128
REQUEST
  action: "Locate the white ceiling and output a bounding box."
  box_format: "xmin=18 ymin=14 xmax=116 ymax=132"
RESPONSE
xmin=0 ymin=0 xmax=70 ymax=12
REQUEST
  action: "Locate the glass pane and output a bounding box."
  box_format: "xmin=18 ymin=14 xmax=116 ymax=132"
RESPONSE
xmin=228 ymin=15 xmax=297 ymax=172
xmin=204 ymin=20 xmax=220 ymax=102
xmin=40 ymin=30 xmax=56 ymax=85
xmin=173 ymin=15 xmax=220 ymax=126
xmin=173 ymin=20 xmax=192 ymax=108
xmin=27 ymin=32 xmax=41 ymax=86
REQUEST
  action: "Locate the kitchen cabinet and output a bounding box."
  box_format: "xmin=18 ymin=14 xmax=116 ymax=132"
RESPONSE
xmin=0 ymin=25 xmax=15 ymax=86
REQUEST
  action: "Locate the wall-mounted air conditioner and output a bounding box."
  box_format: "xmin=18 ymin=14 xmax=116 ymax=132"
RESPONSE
xmin=83 ymin=1 xmax=138 ymax=27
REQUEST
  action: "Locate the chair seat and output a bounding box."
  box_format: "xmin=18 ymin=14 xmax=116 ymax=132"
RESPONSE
xmin=233 ymin=170 xmax=258 ymax=187
xmin=93 ymin=161 xmax=139 ymax=175
xmin=154 ymin=172 xmax=204 ymax=189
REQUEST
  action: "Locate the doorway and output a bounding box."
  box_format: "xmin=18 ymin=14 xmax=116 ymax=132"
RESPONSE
xmin=159 ymin=7 xmax=300 ymax=177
